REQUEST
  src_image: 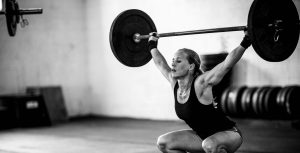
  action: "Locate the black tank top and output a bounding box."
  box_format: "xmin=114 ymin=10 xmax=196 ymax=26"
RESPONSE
xmin=174 ymin=77 xmax=235 ymax=139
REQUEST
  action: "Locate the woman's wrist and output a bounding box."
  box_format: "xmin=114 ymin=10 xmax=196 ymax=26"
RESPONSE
xmin=148 ymin=40 xmax=157 ymax=51
xmin=240 ymin=35 xmax=251 ymax=49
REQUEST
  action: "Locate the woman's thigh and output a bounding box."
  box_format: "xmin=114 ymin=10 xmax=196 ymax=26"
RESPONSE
xmin=157 ymin=129 xmax=204 ymax=153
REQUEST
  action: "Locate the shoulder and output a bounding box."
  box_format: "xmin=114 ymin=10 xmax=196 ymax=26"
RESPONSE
xmin=193 ymin=73 xmax=214 ymax=105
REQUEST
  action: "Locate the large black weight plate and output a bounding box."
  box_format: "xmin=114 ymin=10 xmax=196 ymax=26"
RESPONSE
xmin=264 ymin=87 xmax=281 ymax=118
xmin=6 ymin=0 xmax=19 ymax=36
xmin=109 ymin=9 xmax=157 ymax=67
xmin=286 ymin=86 xmax=300 ymax=118
xmin=241 ymin=87 xmax=257 ymax=116
xmin=227 ymin=86 xmax=246 ymax=116
xmin=236 ymin=86 xmax=247 ymax=115
xmin=240 ymin=88 xmax=250 ymax=116
xmin=251 ymin=87 xmax=264 ymax=116
xmin=280 ymin=86 xmax=295 ymax=117
xmin=248 ymin=0 xmax=300 ymax=62
xmin=257 ymin=87 xmax=270 ymax=115
xmin=276 ymin=87 xmax=289 ymax=117
xmin=220 ymin=87 xmax=231 ymax=115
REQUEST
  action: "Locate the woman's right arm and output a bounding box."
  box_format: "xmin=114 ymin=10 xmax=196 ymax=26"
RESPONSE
xmin=149 ymin=34 xmax=175 ymax=85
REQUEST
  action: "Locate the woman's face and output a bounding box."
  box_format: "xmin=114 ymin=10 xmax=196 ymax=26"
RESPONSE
xmin=171 ymin=50 xmax=192 ymax=79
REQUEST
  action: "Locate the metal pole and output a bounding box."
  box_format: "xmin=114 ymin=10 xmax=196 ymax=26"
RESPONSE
xmin=18 ymin=8 xmax=43 ymax=15
xmin=134 ymin=26 xmax=247 ymax=42
xmin=0 ymin=8 xmax=43 ymax=15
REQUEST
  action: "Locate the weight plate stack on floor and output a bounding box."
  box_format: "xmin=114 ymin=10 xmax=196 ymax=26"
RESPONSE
xmin=221 ymin=85 xmax=300 ymax=120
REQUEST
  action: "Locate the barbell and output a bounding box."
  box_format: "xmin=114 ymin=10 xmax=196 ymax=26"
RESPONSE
xmin=109 ymin=0 xmax=300 ymax=67
xmin=0 ymin=0 xmax=43 ymax=36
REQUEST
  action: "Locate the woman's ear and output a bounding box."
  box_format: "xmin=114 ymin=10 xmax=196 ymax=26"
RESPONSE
xmin=189 ymin=63 xmax=195 ymax=71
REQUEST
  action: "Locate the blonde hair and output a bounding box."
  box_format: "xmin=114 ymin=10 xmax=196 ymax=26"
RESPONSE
xmin=178 ymin=48 xmax=203 ymax=76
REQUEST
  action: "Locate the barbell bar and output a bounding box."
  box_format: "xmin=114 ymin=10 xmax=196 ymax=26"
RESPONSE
xmin=134 ymin=21 xmax=300 ymax=43
xmin=133 ymin=26 xmax=247 ymax=43
xmin=109 ymin=0 xmax=300 ymax=67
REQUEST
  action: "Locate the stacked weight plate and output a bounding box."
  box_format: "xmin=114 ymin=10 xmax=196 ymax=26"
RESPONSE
xmin=219 ymin=85 xmax=300 ymax=119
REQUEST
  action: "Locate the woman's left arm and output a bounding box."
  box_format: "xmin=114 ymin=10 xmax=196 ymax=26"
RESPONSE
xmin=202 ymin=35 xmax=251 ymax=86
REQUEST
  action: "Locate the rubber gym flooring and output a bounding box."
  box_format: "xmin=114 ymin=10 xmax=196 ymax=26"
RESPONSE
xmin=0 ymin=116 xmax=299 ymax=153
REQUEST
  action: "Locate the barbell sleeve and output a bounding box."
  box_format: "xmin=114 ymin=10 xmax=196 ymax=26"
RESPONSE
xmin=0 ymin=8 xmax=43 ymax=15
xmin=18 ymin=8 xmax=43 ymax=15
xmin=134 ymin=26 xmax=247 ymax=42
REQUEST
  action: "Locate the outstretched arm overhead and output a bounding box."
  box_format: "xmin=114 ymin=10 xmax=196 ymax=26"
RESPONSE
xmin=202 ymin=34 xmax=252 ymax=86
xmin=148 ymin=33 xmax=175 ymax=85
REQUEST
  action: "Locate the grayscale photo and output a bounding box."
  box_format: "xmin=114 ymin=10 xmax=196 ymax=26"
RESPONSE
xmin=0 ymin=0 xmax=300 ymax=153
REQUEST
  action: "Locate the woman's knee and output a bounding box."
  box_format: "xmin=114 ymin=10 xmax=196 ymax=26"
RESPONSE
xmin=202 ymin=138 xmax=216 ymax=152
xmin=157 ymin=134 xmax=168 ymax=152
xmin=157 ymin=134 xmax=176 ymax=152
xmin=202 ymin=138 xmax=228 ymax=153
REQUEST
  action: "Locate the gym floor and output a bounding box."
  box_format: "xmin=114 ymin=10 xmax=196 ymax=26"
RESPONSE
xmin=0 ymin=116 xmax=299 ymax=153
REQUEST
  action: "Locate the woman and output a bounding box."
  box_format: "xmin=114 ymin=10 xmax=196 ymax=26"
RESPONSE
xmin=148 ymin=32 xmax=251 ymax=153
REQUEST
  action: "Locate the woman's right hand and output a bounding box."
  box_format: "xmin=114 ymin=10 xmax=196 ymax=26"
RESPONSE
xmin=149 ymin=32 xmax=159 ymax=42
xmin=148 ymin=32 xmax=159 ymax=51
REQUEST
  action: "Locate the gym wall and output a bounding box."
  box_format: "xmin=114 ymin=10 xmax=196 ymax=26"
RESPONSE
xmin=0 ymin=0 xmax=299 ymax=120
xmin=0 ymin=0 xmax=91 ymax=117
